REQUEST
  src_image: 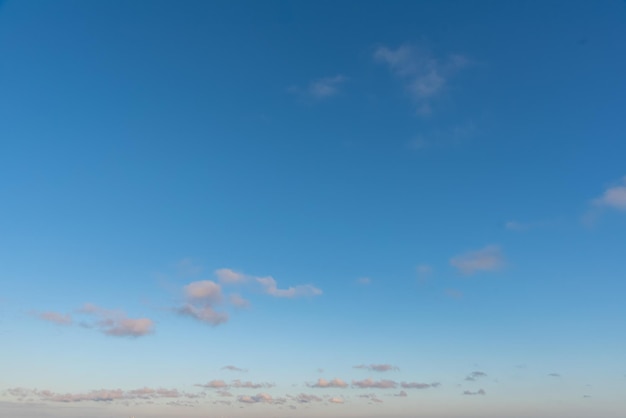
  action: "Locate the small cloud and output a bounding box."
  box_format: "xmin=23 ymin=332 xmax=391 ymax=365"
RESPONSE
xmin=177 ymin=304 xmax=228 ymax=326
xmin=222 ymin=365 xmax=247 ymax=373
xmin=78 ymin=304 xmax=154 ymax=337
xmin=463 ymin=389 xmax=486 ymax=396
xmin=352 ymin=379 xmax=397 ymax=389
xmin=401 ymin=382 xmax=440 ymax=389
xmin=184 ymin=281 xmax=222 ymax=303
xmin=505 ymin=221 xmax=529 ymax=231
xmin=196 ymin=380 xmax=228 ymax=389
xmin=416 ymin=264 xmax=433 ymax=282
xmin=353 ymin=364 xmax=399 ymax=372
xmin=308 ymin=378 xmax=348 ymax=389
xmin=177 ymin=280 xmax=228 ymax=326
xmin=548 ymin=373 xmax=561 ymax=377
xmin=257 ymin=276 xmax=322 ymax=298
xmin=465 ymin=371 xmax=487 ymax=382
xmin=450 ymin=245 xmax=504 ymax=275
xmin=356 ymin=277 xmax=372 ymax=285
xmin=237 ymin=393 xmax=275 ymax=404
xmin=229 ymin=293 xmax=250 ymax=309
xmin=394 ymin=390 xmax=408 ymax=397
xmin=444 ymin=288 xmax=463 ymax=300
xmin=291 ymin=75 xmax=348 ymax=100
xmin=177 ymin=258 xmax=203 ymax=277
xmin=291 ymin=393 xmax=323 ymax=404
xmin=359 ymin=393 xmax=384 ymax=403
xmin=230 ymin=380 xmax=274 ymax=389
xmin=592 ymin=176 xmax=626 ymax=211
xmin=215 ymin=268 xmax=246 ymax=284
xmin=374 ymin=44 xmax=469 ymax=115
xmin=34 ymin=311 xmax=73 ymax=325
xmin=328 ymin=396 xmax=344 ymax=404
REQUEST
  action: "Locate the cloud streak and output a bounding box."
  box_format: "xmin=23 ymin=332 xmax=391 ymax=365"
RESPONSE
xmin=353 ymin=364 xmax=399 ymax=372
xmin=450 ymin=246 xmax=504 ymax=275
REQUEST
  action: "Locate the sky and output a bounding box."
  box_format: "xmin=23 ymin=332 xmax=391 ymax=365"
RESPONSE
xmin=1 ymin=1 xmax=626 ymax=417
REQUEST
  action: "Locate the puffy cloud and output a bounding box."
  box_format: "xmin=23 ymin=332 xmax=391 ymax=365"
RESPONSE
xmin=78 ymin=304 xmax=154 ymax=337
xmin=177 ymin=303 xmax=228 ymax=326
xmin=463 ymin=389 xmax=486 ymax=396
xmin=401 ymin=382 xmax=440 ymax=389
xmin=352 ymin=379 xmax=397 ymax=389
xmin=178 ymin=280 xmax=228 ymax=326
xmin=257 ymin=276 xmax=322 ymax=298
xmin=450 ymin=245 xmax=504 ymax=275
xmin=308 ymin=378 xmax=349 ymax=389
xmin=593 ymin=177 xmax=626 ymax=210
xmin=237 ymin=393 xmax=284 ymax=405
xmin=195 ymin=380 xmax=228 ymax=389
xmin=465 ymin=371 xmax=487 ymax=381
xmin=215 ymin=268 xmax=246 ymax=284
xmin=222 ymin=365 xmax=247 ymax=372
xmin=328 ymin=396 xmax=344 ymax=404
xmin=184 ymin=280 xmax=222 ymax=303
xmin=353 ymin=364 xmax=399 ymax=372
xmin=374 ymin=44 xmax=469 ymax=115
xmin=34 ymin=311 xmax=72 ymax=325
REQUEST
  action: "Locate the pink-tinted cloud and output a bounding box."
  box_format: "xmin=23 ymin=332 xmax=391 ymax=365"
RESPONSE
xmin=222 ymin=365 xmax=247 ymax=372
xmin=231 ymin=380 xmax=274 ymax=389
xmin=450 ymin=245 xmax=504 ymax=275
xmin=257 ymin=276 xmax=322 ymax=298
xmin=593 ymin=176 xmax=626 ymax=211
xmin=308 ymin=378 xmax=348 ymax=388
xmin=177 ymin=303 xmax=228 ymax=326
xmin=237 ymin=393 xmax=284 ymax=404
xmin=35 ymin=311 xmax=72 ymax=325
xmin=353 ymin=364 xmax=399 ymax=372
xmin=352 ymin=379 xmax=397 ymax=389
xmin=6 ymin=386 xmax=190 ymax=403
xmin=356 ymin=277 xmax=372 ymax=285
xmin=78 ymin=303 xmax=154 ymax=337
xmin=229 ymin=293 xmax=250 ymax=309
xmin=445 ymin=288 xmax=463 ymax=300
xmin=184 ymin=280 xmax=222 ymax=303
xmin=328 ymin=396 xmax=344 ymax=404
xmin=177 ymin=280 xmax=228 ymax=326
xmin=215 ymin=268 xmax=246 ymax=284
xmin=195 ymin=380 xmax=228 ymax=389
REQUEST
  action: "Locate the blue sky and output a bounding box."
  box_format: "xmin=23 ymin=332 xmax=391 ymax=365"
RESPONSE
xmin=1 ymin=1 xmax=626 ymax=417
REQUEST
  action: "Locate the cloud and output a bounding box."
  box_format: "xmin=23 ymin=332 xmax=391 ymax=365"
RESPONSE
xmin=257 ymin=276 xmax=322 ymax=298
xmin=356 ymin=277 xmax=372 ymax=285
xmin=237 ymin=393 xmax=284 ymax=405
xmin=592 ymin=176 xmax=626 ymax=211
xmin=78 ymin=304 xmax=154 ymax=337
xmin=291 ymin=75 xmax=348 ymax=100
xmin=215 ymin=268 xmax=246 ymax=284
xmin=308 ymin=378 xmax=348 ymax=389
xmin=465 ymin=371 xmax=487 ymax=382
xmin=229 ymin=293 xmax=250 ymax=309
xmin=328 ymin=396 xmax=344 ymax=404
xmin=400 ymin=382 xmax=440 ymax=389
xmin=548 ymin=373 xmax=561 ymax=377
xmin=353 ymin=364 xmax=399 ymax=372
xmin=34 ymin=311 xmax=72 ymax=325
xmin=408 ymin=122 xmax=477 ymax=150
xmin=463 ymin=389 xmax=486 ymax=396
xmin=352 ymin=379 xmax=397 ymax=389
xmin=177 ymin=280 xmax=228 ymax=326
xmin=6 ymin=386 xmax=190 ymax=403
xmin=290 ymin=393 xmax=323 ymax=404
xmin=444 ymin=288 xmax=463 ymax=300
xmin=374 ymin=44 xmax=469 ymax=115
xmin=231 ymin=380 xmax=274 ymax=389
xmin=222 ymin=365 xmax=247 ymax=373
xmin=450 ymin=245 xmax=504 ymax=275
xmin=394 ymin=390 xmax=408 ymax=397
xmin=177 ymin=258 xmax=203 ymax=276
xmin=195 ymin=380 xmax=228 ymax=389
xmin=359 ymin=393 xmax=384 ymax=403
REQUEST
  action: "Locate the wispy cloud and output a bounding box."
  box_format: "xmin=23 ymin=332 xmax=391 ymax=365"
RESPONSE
xmin=353 ymin=364 xmax=399 ymax=372
xmin=394 ymin=390 xmax=408 ymax=397
xmin=229 ymin=293 xmax=250 ymax=309
xmin=237 ymin=393 xmax=285 ymax=405
xmin=6 ymin=386 xmax=194 ymax=403
xmin=79 ymin=303 xmax=154 ymax=337
xmin=177 ymin=257 xmax=203 ymax=277
xmin=328 ymin=396 xmax=345 ymax=404
xmin=592 ymin=176 xmax=626 ymax=211
xmin=359 ymin=393 xmax=384 ymax=403
xmin=352 ymin=378 xmax=397 ymax=389
xmin=290 ymin=75 xmax=348 ymax=100
xmin=465 ymin=371 xmax=487 ymax=382
xmin=408 ymin=122 xmax=477 ymax=150
xmin=33 ymin=311 xmax=73 ymax=325
xmin=356 ymin=277 xmax=372 ymax=285
xmin=444 ymin=288 xmax=463 ymax=300
xmin=463 ymin=389 xmax=486 ymax=396
xmin=215 ymin=268 xmax=246 ymax=284
xmin=308 ymin=378 xmax=348 ymax=389
xmin=401 ymin=381 xmax=440 ymax=389
xmin=416 ymin=264 xmax=433 ymax=282
xmin=195 ymin=380 xmax=273 ymax=390
xmin=289 ymin=393 xmax=323 ymax=404
xmin=375 ymin=44 xmax=469 ymax=115
xmin=548 ymin=373 xmax=561 ymax=377
xmin=450 ymin=245 xmax=504 ymax=275
xmin=222 ymin=365 xmax=247 ymax=373
xmin=257 ymin=276 xmax=322 ymax=298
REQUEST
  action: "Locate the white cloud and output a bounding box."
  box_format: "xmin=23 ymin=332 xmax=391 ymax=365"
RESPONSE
xmin=78 ymin=303 xmax=154 ymax=337
xmin=375 ymin=44 xmax=469 ymax=115
xmin=593 ymin=176 xmax=626 ymax=211
xmin=353 ymin=364 xmax=399 ymax=372
xmin=450 ymin=245 xmax=504 ymax=275
xmin=257 ymin=276 xmax=322 ymax=298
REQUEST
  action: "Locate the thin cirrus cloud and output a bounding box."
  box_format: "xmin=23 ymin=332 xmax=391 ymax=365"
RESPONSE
xmin=592 ymin=176 xmax=626 ymax=211
xmin=374 ymin=43 xmax=469 ymax=115
xmin=78 ymin=303 xmax=154 ymax=337
xmin=450 ymin=245 xmax=504 ymax=275
xmin=308 ymin=378 xmax=349 ymax=388
xmin=352 ymin=378 xmax=397 ymax=389
xmin=290 ymin=75 xmax=348 ymax=100
xmin=353 ymin=364 xmax=399 ymax=372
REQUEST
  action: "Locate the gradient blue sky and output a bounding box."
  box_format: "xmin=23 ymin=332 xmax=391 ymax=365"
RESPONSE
xmin=1 ymin=1 xmax=626 ymax=417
